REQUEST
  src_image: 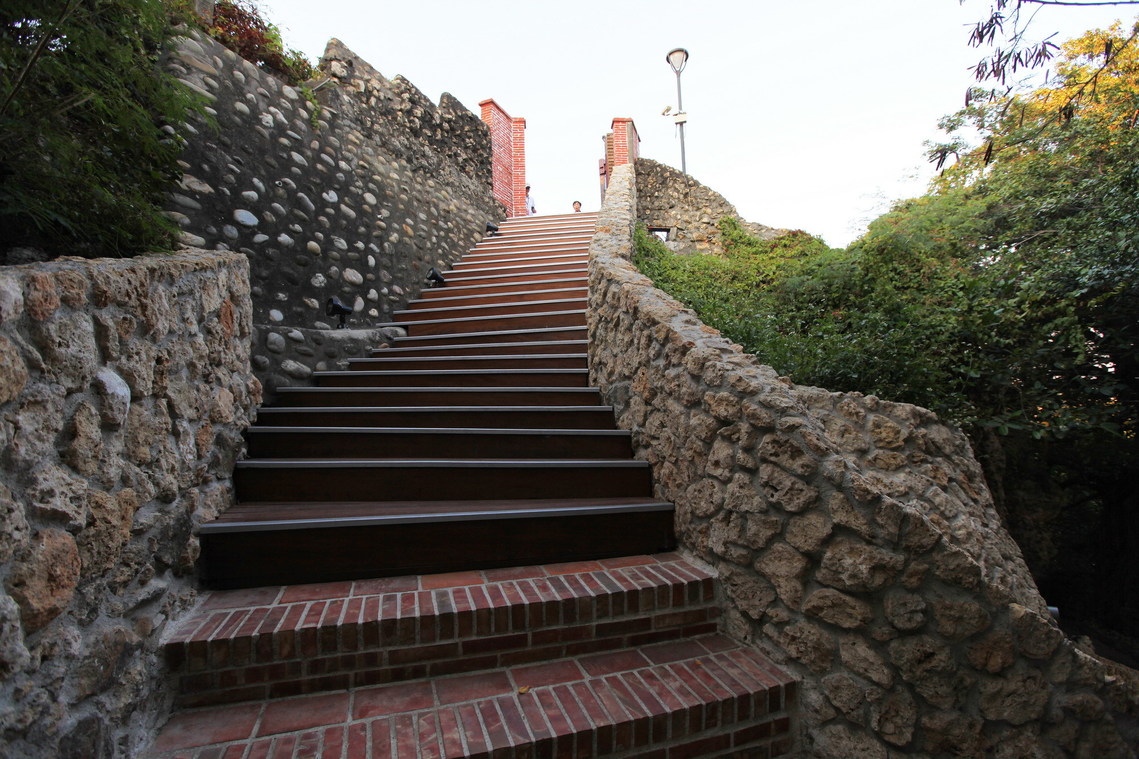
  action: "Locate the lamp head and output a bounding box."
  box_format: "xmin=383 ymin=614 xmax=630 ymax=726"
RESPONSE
xmin=666 ymin=48 xmax=689 ymax=75
xmin=325 ymin=296 xmax=353 ymax=328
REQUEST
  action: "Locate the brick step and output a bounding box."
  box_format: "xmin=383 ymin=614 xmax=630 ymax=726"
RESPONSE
xmin=397 ymin=310 xmax=586 ymax=337
xmin=252 ymin=406 xmax=618 ymax=430
xmin=163 ymin=555 xmax=719 ymax=707
xmin=197 ymin=500 xmax=676 ymax=588
xmin=394 ymin=297 xmax=587 ymax=322
xmin=406 ymin=287 xmax=587 ymax=310
xmin=244 ymin=427 xmax=633 ymax=459
xmin=233 ymin=459 xmax=654 ymax=502
xmin=313 ymin=368 xmax=590 ymax=389
xmin=271 ymin=387 xmax=604 ymax=408
xmin=150 ymin=637 xmax=794 ymax=758
xmin=385 ymin=325 xmax=587 ymax=349
xmin=368 ymin=339 xmax=588 ymax=358
xmin=416 ymin=277 xmax=586 ymax=301
xmin=345 ymin=355 xmax=585 ymax=372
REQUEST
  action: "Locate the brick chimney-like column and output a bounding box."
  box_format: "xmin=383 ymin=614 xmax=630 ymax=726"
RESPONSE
xmin=480 ymin=99 xmax=527 ymax=217
xmin=600 ymin=117 xmax=640 ymax=198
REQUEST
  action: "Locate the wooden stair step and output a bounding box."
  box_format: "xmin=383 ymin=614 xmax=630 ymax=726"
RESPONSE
xmin=455 ymin=248 xmax=589 ymax=264
xmin=345 ymin=355 xmax=586 ymax=372
xmin=385 ymin=325 xmax=587 ymax=348
xmin=150 ymin=636 xmax=795 ymax=758
xmin=234 ymin=458 xmax=655 ymax=502
xmin=313 ymin=368 xmax=590 ymax=388
xmin=415 ymin=277 xmax=586 ymax=300
xmin=252 ymin=406 xmax=619 ymax=429
xmin=394 ymin=297 xmax=587 ymax=322
xmin=368 ymin=339 xmax=588 ymax=358
xmin=396 ymin=310 xmax=586 ymax=337
xmin=164 ymin=553 xmax=719 ymax=706
xmin=406 ymin=286 xmax=587 ymax=310
xmin=271 ymin=387 xmax=604 ymax=407
xmin=439 ymin=268 xmax=587 ymax=288
xmin=445 ymin=260 xmax=588 ymax=280
xmin=244 ymin=427 xmax=633 ymax=459
xmin=198 ymin=499 xmax=675 ymax=588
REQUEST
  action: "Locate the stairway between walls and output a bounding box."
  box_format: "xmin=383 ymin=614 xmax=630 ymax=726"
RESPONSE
xmin=148 ymin=213 xmax=798 ymax=758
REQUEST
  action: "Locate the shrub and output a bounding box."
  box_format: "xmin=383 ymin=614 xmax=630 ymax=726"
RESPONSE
xmin=0 ymin=0 xmax=201 ymax=259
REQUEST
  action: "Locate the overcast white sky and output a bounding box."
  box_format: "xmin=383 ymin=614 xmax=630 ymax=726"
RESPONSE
xmin=260 ymin=0 xmax=1132 ymax=247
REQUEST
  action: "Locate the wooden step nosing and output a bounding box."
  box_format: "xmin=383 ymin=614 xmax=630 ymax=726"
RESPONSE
xmin=235 ymin=458 xmax=651 ymax=469
xmin=350 ymin=354 xmax=586 ymax=364
xmin=246 ymin=426 xmax=630 ymax=437
xmin=394 ymin=298 xmax=587 ymax=318
xmin=415 ymin=278 xmax=587 ymax=296
xmin=407 ymin=287 xmax=587 ymax=305
xmin=315 ymin=368 xmax=589 ymax=378
xmin=198 ymin=501 xmax=674 ymax=533
xmin=257 ymin=405 xmax=614 ymax=413
xmin=390 ymin=326 xmax=586 ymax=343
xmin=386 ymin=309 xmax=586 ymax=329
xmin=443 ymin=268 xmax=587 ymax=283
xmin=275 ymin=386 xmax=601 ymax=395
xmin=372 ymin=340 xmax=589 ymax=355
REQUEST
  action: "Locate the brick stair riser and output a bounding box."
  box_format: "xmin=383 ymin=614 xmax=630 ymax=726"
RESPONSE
xmin=168 ymin=565 xmax=718 ymax=708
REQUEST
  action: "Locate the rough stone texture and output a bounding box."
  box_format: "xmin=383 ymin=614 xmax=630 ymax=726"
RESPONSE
xmin=634 ymin=157 xmax=785 ymax=256
xmin=0 ymin=252 xmax=257 ymax=759
xmin=166 ymin=33 xmax=503 ymax=398
xmin=587 ymin=163 xmax=1138 ymax=758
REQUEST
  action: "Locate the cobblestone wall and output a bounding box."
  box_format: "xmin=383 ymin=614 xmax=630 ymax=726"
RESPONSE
xmin=165 ymin=32 xmax=503 ymax=397
xmin=588 ymin=164 xmax=1138 ymax=758
xmin=0 ymin=251 xmax=258 ymax=758
xmin=634 ymin=158 xmax=785 ymax=256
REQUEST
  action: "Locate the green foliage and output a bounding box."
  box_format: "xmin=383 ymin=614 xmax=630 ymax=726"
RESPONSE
xmin=1 ymin=0 xmax=201 ymax=257
xmin=206 ymin=0 xmax=314 ymax=85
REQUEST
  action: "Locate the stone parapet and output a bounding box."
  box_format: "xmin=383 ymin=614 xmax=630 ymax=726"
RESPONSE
xmin=634 ymin=157 xmax=784 ymax=255
xmin=165 ymin=32 xmax=504 ymax=395
xmin=587 ymin=163 xmax=1138 ymax=757
xmin=0 ymin=250 xmax=258 ymax=758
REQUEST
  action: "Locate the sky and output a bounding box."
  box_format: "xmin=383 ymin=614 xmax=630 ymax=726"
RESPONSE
xmin=258 ymin=0 xmax=1134 ymax=248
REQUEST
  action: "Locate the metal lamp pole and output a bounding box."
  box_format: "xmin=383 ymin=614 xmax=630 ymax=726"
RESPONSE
xmin=666 ymin=47 xmax=689 ymax=174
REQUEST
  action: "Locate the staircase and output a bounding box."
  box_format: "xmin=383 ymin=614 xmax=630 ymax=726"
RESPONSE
xmin=149 ymin=213 xmax=798 ymax=758
xmin=198 ymin=212 xmax=673 ymax=590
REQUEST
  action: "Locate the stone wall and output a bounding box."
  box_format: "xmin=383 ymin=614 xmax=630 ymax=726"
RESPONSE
xmin=587 ymin=164 xmax=1138 ymax=758
xmin=634 ymin=158 xmax=785 ymax=256
xmin=0 ymin=251 xmax=258 ymax=759
xmin=165 ymin=32 xmax=503 ymax=397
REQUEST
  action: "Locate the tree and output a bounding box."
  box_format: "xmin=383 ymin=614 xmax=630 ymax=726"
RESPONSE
xmin=0 ymin=0 xmax=201 ymax=258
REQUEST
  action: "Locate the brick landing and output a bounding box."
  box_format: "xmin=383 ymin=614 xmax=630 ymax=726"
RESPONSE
xmin=150 ymin=555 xmax=797 ymax=758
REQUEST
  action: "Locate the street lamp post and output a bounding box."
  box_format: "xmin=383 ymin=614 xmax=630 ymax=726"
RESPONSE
xmin=666 ymin=47 xmax=689 ymax=175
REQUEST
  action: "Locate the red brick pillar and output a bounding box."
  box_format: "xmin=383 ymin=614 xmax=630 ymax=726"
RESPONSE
xmin=601 ymin=118 xmax=640 ymax=198
xmin=480 ymin=99 xmax=527 ymax=218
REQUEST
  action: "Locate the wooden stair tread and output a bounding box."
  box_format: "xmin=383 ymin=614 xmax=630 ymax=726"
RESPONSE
xmin=204 ymin=496 xmax=673 ymax=529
